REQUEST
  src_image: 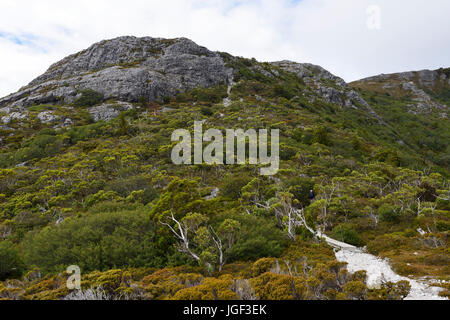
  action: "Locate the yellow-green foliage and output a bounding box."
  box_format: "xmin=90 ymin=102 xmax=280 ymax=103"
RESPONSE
xmin=22 ymin=274 xmax=69 ymax=300
xmin=249 ymin=260 xmax=356 ymax=300
xmin=140 ymin=269 xmax=204 ymax=300
xmin=251 ymin=272 xmax=307 ymax=300
xmin=368 ymin=281 xmax=411 ymax=300
xmin=343 ymin=281 xmax=368 ymax=300
xmin=171 ymin=275 xmax=238 ymax=300
xmin=251 ymin=258 xmax=276 ymax=277
xmin=0 ymin=281 xmax=23 ymax=300
xmin=81 ymin=269 xmax=132 ymax=295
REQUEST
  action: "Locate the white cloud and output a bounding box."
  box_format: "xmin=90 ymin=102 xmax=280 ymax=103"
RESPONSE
xmin=0 ymin=0 xmax=449 ymax=97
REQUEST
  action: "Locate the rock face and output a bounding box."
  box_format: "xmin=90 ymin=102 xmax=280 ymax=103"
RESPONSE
xmin=356 ymin=69 xmax=449 ymax=89
xmin=1 ymin=111 xmax=28 ymax=124
xmin=0 ymin=36 xmax=233 ymax=108
xmin=271 ymin=61 xmax=366 ymax=108
xmin=271 ymin=60 xmax=384 ymax=121
xmin=89 ymin=101 xmax=135 ymax=122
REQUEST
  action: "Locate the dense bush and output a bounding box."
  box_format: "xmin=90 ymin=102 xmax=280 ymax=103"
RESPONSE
xmin=0 ymin=241 xmax=25 ymax=280
xmin=285 ymin=177 xmax=315 ymax=208
xmin=221 ymin=175 xmax=252 ymax=200
xmin=378 ymin=204 xmax=400 ymax=223
xmin=332 ymin=224 xmax=363 ymax=247
xmin=228 ymin=215 xmax=288 ymax=261
xmin=22 ymin=209 xmax=166 ymax=273
xmin=73 ymin=89 xmax=104 ymax=107
xmin=366 ymin=235 xmax=409 ymax=255
xmin=313 ymin=126 xmax=331 ymax=146
xmin=14 ymin=134 xmax=61 ymax=163
xmin=200 ymin=106 xmax=214 ymax=116
xmin=176 ymin=86 xmax=227 ymax=104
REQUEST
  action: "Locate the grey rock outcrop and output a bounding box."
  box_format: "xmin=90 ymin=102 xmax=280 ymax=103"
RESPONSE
xmin=271 ymin=60 xmax=347 ymax=87
xmin=271 ymin=60 xmax=383 ymax=121
xmin=37 ymin=111 xmax=60 ymax=124
xmin=358 ymin=69 xmax=448 ymax=90
xmin=352 ymin=68 xmax=449 ymax=115
xmin=2 ymin=110 xmax=28 ymax=124
xmin=89 ymin=101 xmax=135 ymax=122
xmin=0 ymin=36 xmax=233 ymax=109
xmin=271 ymin=61 xmax=363 ymax=107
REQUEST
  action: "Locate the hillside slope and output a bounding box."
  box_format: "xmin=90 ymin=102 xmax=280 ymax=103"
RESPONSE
xmin=350 ymin=69 xmax=450 ymax=168
xmin=0 ymin=37 xmax=448 ymax=300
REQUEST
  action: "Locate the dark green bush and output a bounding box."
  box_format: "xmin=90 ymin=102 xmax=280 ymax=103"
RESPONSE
xmin=313 ymin=126 xmax=331 ymax=146
xmin=22 ymin=209 xmax=166 ymax=273
xmin=332 ymin=224 xmax=363 ymax=247
xmin=12 ymin=134 xmax=61 ymax=163
xmin=272 ymin=84 xmax=295 ymax=100
xmin=378 ymin=204 xmax=400 ymax=223
xmin=285 ymin=177 xmax=315 ymax=208
xmin=0 ymin=241 xmax=25 ymax=280
xmin=105 ymin=175 xmax=158 ymax=204
xmin=227 ymin=215 xmax=288 ymax=261
xmin=221 ymin=175 xmax=252 ymax=200
xmin=73 ymin=89 xmax=104 ymax=107
xmin=200 ymin=106 xmax=214 ymax=116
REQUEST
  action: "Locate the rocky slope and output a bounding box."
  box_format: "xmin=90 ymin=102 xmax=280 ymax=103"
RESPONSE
xmin=271 ymin=61 xmax=384 ymax=122
xmin=351 ymin=68 xmax=450 ymax=116
xmin=0 ymin=36 xmax=380 ymax=126
xmin=0 ymin=36 xmax=233 ymax=109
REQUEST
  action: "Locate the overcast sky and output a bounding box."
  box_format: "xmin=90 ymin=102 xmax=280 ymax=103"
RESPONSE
xmin=0 ymin=0 xmax=449 ymax=97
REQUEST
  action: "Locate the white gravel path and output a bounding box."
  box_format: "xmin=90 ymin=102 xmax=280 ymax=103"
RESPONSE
xmin=315 ymin=232 xmax=447 ymax=300
xmin=335 ymin=247 xmax=447 ymax=300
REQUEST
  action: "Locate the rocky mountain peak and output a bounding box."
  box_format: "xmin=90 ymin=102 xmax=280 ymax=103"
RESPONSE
xmin=0 ymin=36 xmax=232 ymax=109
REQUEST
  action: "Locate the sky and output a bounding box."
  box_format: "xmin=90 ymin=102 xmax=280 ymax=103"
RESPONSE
xmin=0 ymin=0 xmax=449 ymax=98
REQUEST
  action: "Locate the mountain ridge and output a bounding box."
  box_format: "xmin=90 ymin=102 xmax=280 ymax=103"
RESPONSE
xmin=351 ymin=68 xmax=449 ymax=116
xmin=0 ymin=36 xmax=447 ymax=121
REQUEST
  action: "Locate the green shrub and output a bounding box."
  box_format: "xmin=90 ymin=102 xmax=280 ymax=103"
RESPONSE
xmin=378 ymin=204 xmax=400 ymax=223
xmin=228 ymin=215 xmax=288 ymax=261
xmin=73 ymin=89 xmax=104 ymax=107
xmin=272 ymin=84 xmax=295 ymax=100
xmin=279 ymin=144 xmax=298 ymax=160
xmin=22 ymin=209 xmax=165 ymax=274
xmin=285 ymin=177 xmax=315 ymax=207
xmin=366 ymin=234 xmax=409 ymax=255
xmin=221 ymin=175 xmax=252 ymax=200
xmin=436 ymin=220 xmax=450 ymax=232
xmin=332 ymin=224 xmax=363 ymax=247
xmin=0 ymin=241 xmax=25 ymax=280
xmin=105 ymin=175 xmax=158 ymax=204
xmin=200 ymin=106 xmax=214 ymax=116
xmin=313 ymin=126 xmax=331 ymax=146
xmin=188 ymin=86 xmax=227 ymax=104
xmin=12 ymin=134 xmax=61 ymax=163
